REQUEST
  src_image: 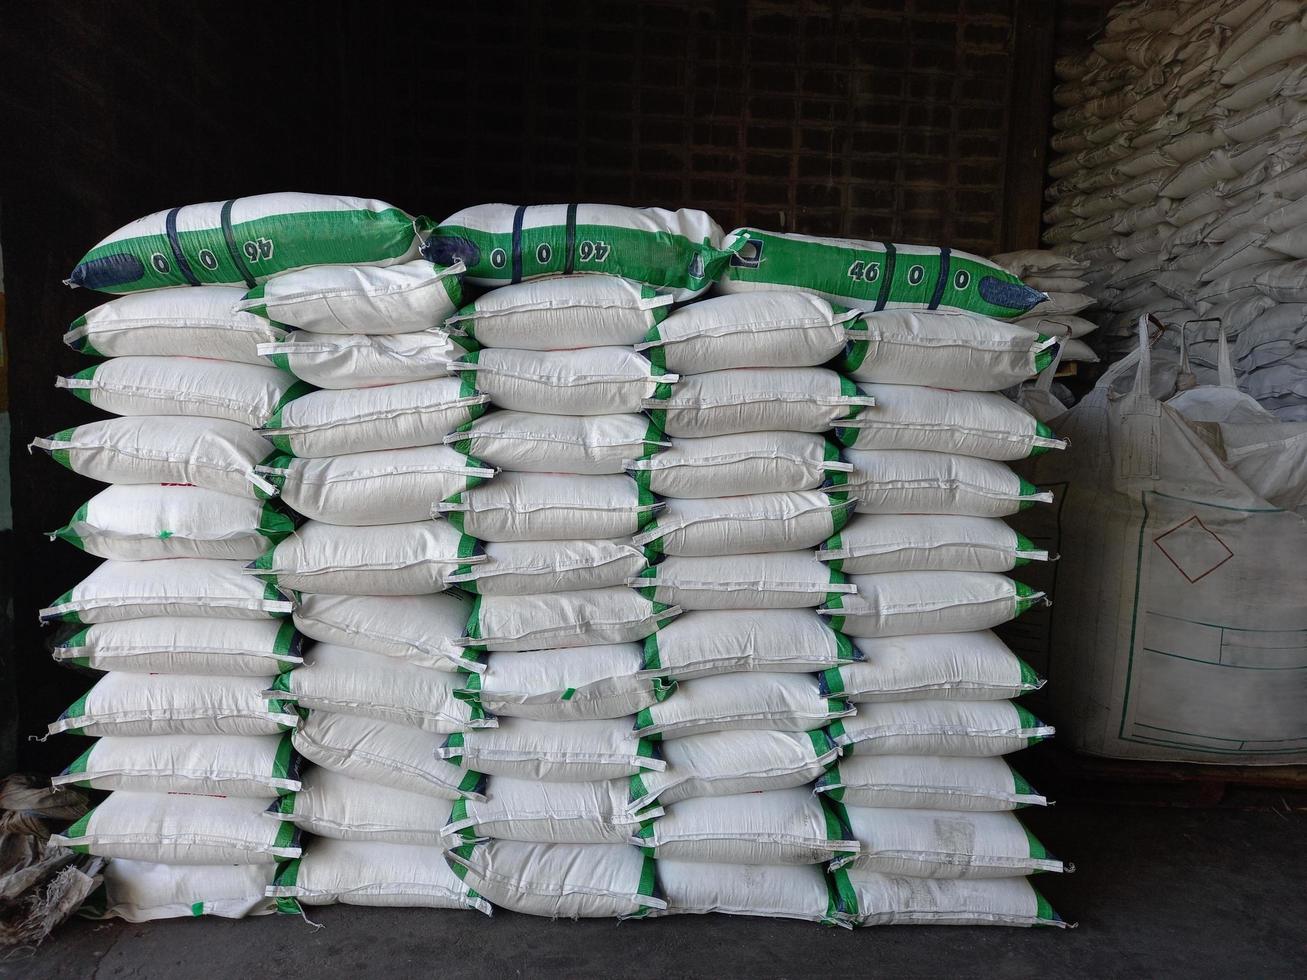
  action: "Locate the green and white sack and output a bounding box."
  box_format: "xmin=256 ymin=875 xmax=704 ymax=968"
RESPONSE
xmin=633 ymin=491 xmax=851 ymax=557
xmin=818 ymin=514 xmax=1049 ymax=575
xmin=50 ymin=485 xmax=295 ymax=562
xmin=51 ymin=791 xmax=300 ymax=864
xmin=474 ymin=644 xmax=670 ymax=721
xmin=427 ymin=203 xmax=733 ymax=300
xmin=633 ymin=672 xmax=853 ymax=740
xmin=447 ymin=411 xmax=666 ymax=475
xmin=641 ymin=608 xmax=856 ymax=679
xmin=258 ymin=329 xmax=471 ymax=388
xmin=436 ymin=472 xmax=657 ymax=542
xmin=444 ymin=274 xmax=672 ymax=350
xmin=268 ymin=767 xmax=446 ymax=845
xmin=633 ymin=552 xmax=854 ymax=611
xmin=49 ymin=672 xmax=298 ymax=737
xmin=65 ymin=287 xmax=286 ymax=364
xmin=843 ymin=807 xmax=1063 ymax=878
xmin=40 ymin=558 xmax=292 ymax=625
xmin=655 ymin=861 xmax=836 ymax=924
xmin=439 ymin=718 xmax=663 ymax=782
xmin=451 ymin=538 xmax=650 ymax=597
xmin=836 ymin=871 xmax=1065 ymax=927
xmin=820 ymin=571 xmax=1046 ymax=638
xmin=51 ymin=617 xmax=302 ymax=675
xmin=627 ymin=432 xmax=852 ymax=498
xmin=450 ymin=348 xmax=676 ymax=415
xmin=442 ymin=776 xmax=654 ymax=845
xmin=80 ymin=861 xmax=275 ymax=922
xmin=292 ymin=592 xmax=478 ymax=673
xmin=56 ymin=356 xmax=306 ymax=428
xmin=463 ymin=587 xmax=679 ymax=652
xmin=68 ymin=192 xmax=420 ymax=293
xmin=237 ymin=258 xmax=463 ymax=334
xmin=53 ymin=733 xmax=301 ymax=798
xmin=832 ymin=700 xmax=1054 ymax=757
xmin=816 ymin=755 xmax=1047 ymax=812
xmin=717 ymin=229 xmax=1045 ymax=318
xmin=31 ymin=417 xmax=278 ymax=498
xmin=256 ymin=446 xmax=493 ymax=526
xmin=841 ymin=449 xmax=1053 ymax=518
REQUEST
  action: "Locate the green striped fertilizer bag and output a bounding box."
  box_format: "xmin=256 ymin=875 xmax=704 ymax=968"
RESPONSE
xmin=67 ymin=193 xmax=422 ymax=294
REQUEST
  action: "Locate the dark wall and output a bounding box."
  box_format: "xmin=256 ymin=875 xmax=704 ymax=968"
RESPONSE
xmin=0 ymin=0 xmax=1068 ymax=772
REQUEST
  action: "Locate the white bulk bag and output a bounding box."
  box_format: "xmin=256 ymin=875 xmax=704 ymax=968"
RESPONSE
xmin=627 ymin=431 xmax=852 ymax=498
xmin=843 ymin=807 xmax=1063 ymax=878
xmin=444 ymin=274 xmax=672 ymax=350
xmin=268 ymin=838 xmax=490 ymax=913
xmin=56 ymin=356 xmax=303 ymax=428
xmin=474 ymin=644 xmax=666 ymax=721
xmin=53 ymin=733 xmax=300 ymax=798
xmin=633 ymin=552 xmax=854 ymax=611
xmin=817 ymin=755 xmax=1047 ymax=812
xmin=838 ymin=871 xmax=1066 ymax=927
xmin=823 ymin=631 xmax=1043 ymax=701
xmin=269 ymin=767 xmax=446 ymax=844
xmin=292 ymin=592 xmax=476 ymax=672
xmin=446 ymin=839 xmax=663 ymax=919
xmin=635 ymin=788 xmax=859 ymax=866
xmin=258 ymin=328 xmax=469 ymax=388
xmin=50 ymin=792 xmax=300 ymax=864
xmin=649 ymin=368 xmax=873 ymax=437
xmin=834 ymin=700 xmax=1053 ymax=757
xmin=821 ymin=571 xmax=1045 ymax=638
xmin=292 ymin=712 xmax=485 ymax=800
xmin=48 ymin=672 xmax=298 ymax=737
xmin=40 ymin=558 xmax=291 ymax=625
xmin=641 ymin=608 xmax=855 ymax=679
xmin=31 ymin=417 xmax=277 ymax=498
xmin=636 ymin=291 xmax=856 ymax=372
xmin=633 ymin=672 xmax=853 ymax=740
xmin=842 ymin=448 xmax=1053 ymax=517
xmin=450 ymin=347 xmax=675 ymax=415
xmin=465 ymin=587 xmax=679 ymax=652
xmin=270 ymin=644 xmax=493 ymax=733
xmin=442 ymin=776 xmax=651 ymax=845
xmin=50 ymin=617 xmax=302 ymax=675
xmin=260 ymin=377 xmax=489 ymax=458
xmin=836 ymin=384 xmax=1065 ymax=461
xmin=65 ymin=287 xmax=284 ymax=364
xmin=448 ymin=411 xmax=665 ymax=475
xmin=51 ymin=484 xmax=294 ymax=562
xmin=82 ymin=861 xmax=275 ymax=922
xmin=434 ymin=472 xmax=655 ymax=542
xmin=633 ymin=491 xmax=850 ymax=557
xmin=236 ymin=258 xmax=464 ymax=334
xmin=655 ymin=861 xmax=835 ymax=924
xmin=628 ymin=729 xmax=841 ymax=812
xmin=248 ymin=519 xmax=479 ymax=595
xmin=439 ymin=718 xmax=663 ymax=782
xmin=818 ymin=514 xmax=1049 ymax=574
xmin=839 ymin=310 xmax=1057 ymax=391
xmin=257 ymin=445 xmax=493 ymax=527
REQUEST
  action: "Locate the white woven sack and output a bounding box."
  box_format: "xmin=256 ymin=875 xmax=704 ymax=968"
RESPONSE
xmin=269 ymin=767 xmax=446 ymax=845
xmin=839 ymin=871 xmax=1065 ymax=927
xmin=834 ymin=700 xmax=1054 ymax=757
xmin=821 ymin=571 xmax=1045 ymax=638
xmin=627 ymin=431 xmax=852 ymax=498
xmin=465 ymin=586 xmax=679 ymax=652
xmin=258 ymin=328 xmax=468 ymax=388
xmin=655 ymin=862 xmax=834 ymax=923
xmin=818 ymin=514 xmax=1049 ymax=575
xmin=292 ymin=592 xmax=476 ymax=672
xmin=649 ymin=368 xmax=873 ymax=437
xmin=450 ymin=347 xmax=675 ymax=415
xmin=236 ymin=258 xmax=464 ymax=334
xmin=633 ymin=491 xmax=849 ymax=557
xmin=1216 ymin=5 xmax=1307 ymax=84
xmin=633 ymin=672 xmax=853 ymax=740
xmin=640 ymin=608 xmax=854 ymax=679
xmin=438 ymin=717 xmax=663 ymax=782
xmin=988 ymin=250 xmax=1088 ymax=278
xmin=434 ymin=472 xmax=655 ymax=542
xmin=448 ymin=411 xmax=664 ymax=475
xmin=633 ymin=552 xmax=854 ymax=611
xmin=842 ymin=448 xmax=1053 ymax=517
xmin=816 ymin=755 xmax=1047 ymax=812
xmin=442 ymin=776 xmax=651 ymax=845
xmin=844 ymin=807 xmax=1063 ymax=878
xmin=50 ymin=617 xmax=302 ymax=676
xmin=83 ymin=861 xmax=275 ymax=922
xmin=825 ymin=631 xmax=1043 ymax=701
xmin=475 ymin=644 xmax=663 ymax=721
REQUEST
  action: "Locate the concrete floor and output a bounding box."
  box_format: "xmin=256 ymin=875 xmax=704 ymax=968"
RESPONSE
xmin=8 ymin=800 xmax=1304 ymax=979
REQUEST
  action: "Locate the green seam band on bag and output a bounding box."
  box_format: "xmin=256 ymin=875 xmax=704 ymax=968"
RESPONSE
xmin=59 ymin=689 xmax=92 ymax=728
xmin=1011 ymin=766 xmax=1036 ymax=799
xmin=652 ymin=677 xmax=676 ymax=702
xmin=268 ymin=431 xmax=295 ymax=455
xmin=634 ymin=707 xmax=654 ymax=732
xmin=636 ymin=737 xmax=657 ymax=759
xmin=1033 ymin=336 xmax=1056 ymax=374
xmin=190 ymin=901 xmax=205 ymax=916
xmin=819 ymin=794 xmax=853 ymax=844
xmin=652 ymin=380 xmax=674 ymax=402
xmin=644 ymin=409 xmax=666 ymax=438
xmin=827 ymin=719 xmax=847 ymax=744
xmin=818 ymin=667 xmax=844 ymax=697
xmin=559 ymin=687 xmax=576 ymax=701
xmin=645 ymin=338 xmax=666 ymax=376
xmin=829 ymin=501 xmax=853 ymax=535
xmin=834 ymin=629 xmax=854 ymax=663
xmin=465 ymin=595 xmax=483 ymax=641
xmin=824 ymin=567 xmax=847 ymax=608
xmin=443 ymin=271 xmax=464 ymax=310
xmin=831 ymin=866 xmax=859 ymax=918
xmin=1024 ymin=824 xmax=1049 ymax=862
xmin=260 ymin=500 xmax=297 ymax=542
xmin=449 ymin=797 xmax=469 ymax=826
xmin=63 ymin=627 xmax=90 ymax=650
xmin=461 ymin=350 xmax=480 ymax=368
xmin=629 ymin=772 xmax=649 ymax=805
xmin=636 ymin=567 xmax=657 ymax=603
xmin=273 ymin=793 xmax=297 ymax=816
xmin=841 ymin=338 xmax=869 ymax=373
xmin=637 ymin=852 xmax=658 ymax=904
xmin=272 ymin=734 xmax=295 ymax=780
xmin=61 ymin=745 xmax=93 ymax=779
xmin=806 ymin=728 xmax=831 ymax=759
xmin=1018 ymin=479 xmax=1044 ymax=510
xmin=63 ymin=809 xmax=94 ymax=842
xmin=269 ymin=672 xmax=293 ymax=695
xmin=1034 ymin=888 xmax=1059 ymax=924
xmin=1018 ymin=658 xmax=1042 ymax=691
xmin=457 ymin=533 xmax=480 ymax=560
xmin=631 ymin=466 xmax=653 ymax=496
xmin=457 ymin=769 xmax=486 ymax=796
xmin=272 ymin=819 xmax=298 ymax=850
xmin=272 ymin=381 xmax=316 ymax=416
xmin=641 ymin=634 xmax=661 ymax=672
xmin=273 ymin=621 xmax=298 ymax=658
xmin=1014 ymin=580 xmax=1041 ymax=616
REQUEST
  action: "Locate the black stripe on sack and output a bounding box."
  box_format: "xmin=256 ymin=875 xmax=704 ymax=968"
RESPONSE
xmin=928 ymin=247 xmax=951 ymax=310
xmin=564 ymin=203 xmax=578 ymax=275
xmin=164 ymin=207 xmax=200 ymax=286
xmin=873 ymin=242 xmax=896 ymax=311
xmin=510 ymin=205 xmax=526 ymax=284
xmin=221 ymin=199 xmax=257 ymax=288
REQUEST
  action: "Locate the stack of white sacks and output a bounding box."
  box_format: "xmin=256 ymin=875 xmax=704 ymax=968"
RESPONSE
xmin=991 ymin=249 xmax=1099 ymax=370
xmin=1045 ymin=0 xmax=1307 ymax=419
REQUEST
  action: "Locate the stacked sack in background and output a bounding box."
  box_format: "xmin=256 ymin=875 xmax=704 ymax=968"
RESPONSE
xmin=1046 ymin=0 xmax=1307 ymax=419
xmin=991 ymin=249 xmax=1098 ymax=371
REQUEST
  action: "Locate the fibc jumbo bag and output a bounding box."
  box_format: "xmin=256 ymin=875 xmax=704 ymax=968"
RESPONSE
xmin=717 ymin=229 xmax=1045 ymax=318
xmin=634 ymin=552 xmax=854 ymax=611
xmin=425 ymin=203 xmax=733 ymax=300
xmin=291 ymin=592 xmax=477 ymax=673
xmin=833 ymin=700 xmax=1053 ymax=757
xmin=268 ymin=839 xmax=490 ymax=914
xmin=56 ymin=357 xmax=306 ymax=428
xmin=636 ymin=291 xmax=856 ymax=372
xmin=257 ymin=446 xmax=494 ymax=526
xmin=236 ymin=258 xmax=463 ymax=334
xmin=80 ymin=861 xmax=275 ymax=922
xmin=633 ymin=672 xmax=853 ymax=740
xmin=51 ymin=617 xmax=302 ymax=675
xmin=436 ymin=472 xmax=656 ymax=542
xmin=51 ymin=791 xmax=300 ymax=864
xmin=647 ymin=368 xmax=873 ymax=437
xmin=641 ymin=608 xmax=856 ymax=679
xmin=821 ymin=631 xmax=1042 ymax=702
xmin=818 ymin=514 xmax=1049 ymax=575
xmin=268 ymin=767 xmax=447 ymax=845
xmin=446 ymin=839 xmax=663 ymax=918
xmin=628 ymin=432 xmax=852 ymax=498
xmin=258 ymin=329 xmax=471 ymax=389
xmin=464 ymin=587 xmax=679 ymax=652
xmin=50 ymin=485 xmax=295 ymax=562
xmin=259 ymin=377 xmax=489 ymax=458
xmin=449 ymin=539 xmax=650 ymax=597
xmin=655 ymin=861 xmax=835 ymax=924
xmin=53 ymin=733 xmax=301 ymax=798
xmin=40 ymin=558 xmax=292 ymax=625
xmin=442 ymin=776 xmax=652 ymax=845
xmin=65 ymin=287 xmax=286 ymax=364
xmin=48 ymin=673 xmax=298 ymax=737
xmin=841 ymin=449 xmax=1052 ymax=518
xmin=474 ymin=644 xmax=669 ymax=721
xmin=633 ymin=492 xmax=851 ymax=557
xmin=31 ymin=417 xmax=278 ymax=498
xmin=816 ymin=755 xmax=1047 ymax=812
xmin=836 ymin=871 xmax=1065 ymax=927
xmin=820 ymin=571 xmax=1045 ymax=638
xmin=67 ymin=193 xmax=420 ymax=293
xmin=842 ymin=807 xmax=1063 ymax=878
xmin=439 ymin=717 xmax=663 ymax=782
xmin=450 ymin=348 xmax=675 ymax=415
xmin=444 ymin=275 xmax=672 ymax=350
xmin=448 ymin=411 xmax=665 ymax=475
xmin=838 ymin=310 xmax=1057 ymax=391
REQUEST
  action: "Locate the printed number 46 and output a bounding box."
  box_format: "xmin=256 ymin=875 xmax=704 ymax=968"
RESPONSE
xmin=243 ymin=238 xmax=274 ymax=263
xmin=578 ymin=240 xmax=610 ymax=262
xmin=847 ymin=260 xmax=879 ymax=283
